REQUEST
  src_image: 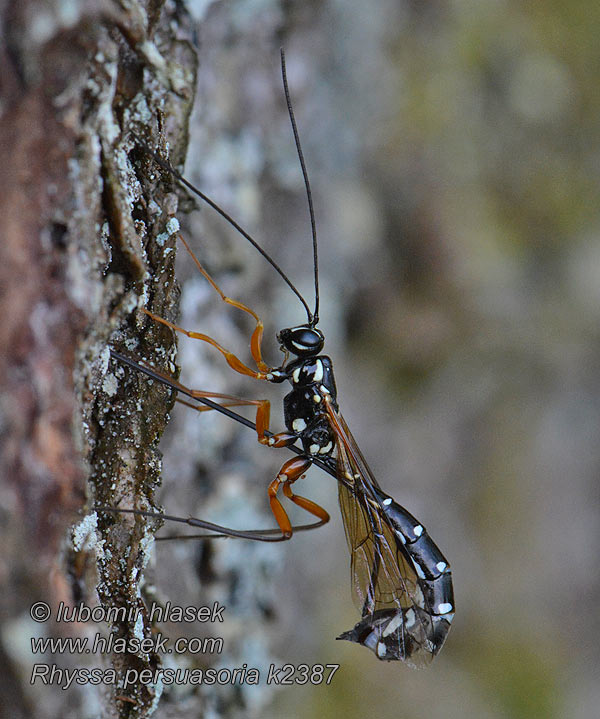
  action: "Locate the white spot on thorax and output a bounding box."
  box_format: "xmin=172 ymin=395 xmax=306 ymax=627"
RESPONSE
xmin=292 ymin=368 xmax=301 ymax=384
xmin=376 ymin=642 xmax=387 ymax=658
xmin=309 ymin=444 xmax=319 ymax=455
xmin=438 ymin=602 xmax=453 ymax=615
xmin=313 ymin=395 xmax=321 ymax=403
xmin=313 ymin=359 xmax=324 ymax=383
xmin=413 ymin=525 xmax=424 ymax=537
xmin=318 ymin=441 xmax=333 ymax=455
xmin=436 ymin=561 xmax=448 ymax=573
xmin=292 ymin=418 xmax=307 ymax=432
xmin=382 ymin=497 xmax=392 ymax=506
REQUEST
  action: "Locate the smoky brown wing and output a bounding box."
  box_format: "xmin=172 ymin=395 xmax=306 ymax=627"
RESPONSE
xmin=336 ymin=442 xmax=421 ymax=615
xmin=326 ymin=400 xmax=444 ymax=666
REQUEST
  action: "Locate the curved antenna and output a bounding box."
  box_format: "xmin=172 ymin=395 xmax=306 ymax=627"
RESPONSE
xmin=140 ymin=144 xmax=313 ymax=324
xmin=280 ymin=48 xmax=320 ymax=327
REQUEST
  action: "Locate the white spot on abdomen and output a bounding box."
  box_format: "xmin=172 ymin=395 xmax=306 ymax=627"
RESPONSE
xmin=404 ymin=608 xmax=416 ymax=628
xmin=382 ymin=612 xmax=404 ymax=637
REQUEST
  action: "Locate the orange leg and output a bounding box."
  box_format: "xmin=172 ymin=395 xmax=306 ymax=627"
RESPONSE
xmin=143 ymin=233 xmax=284 ymax=378
xmin=178 ymin=389 xmax=297 ymax=448
xmin=176 ymin=391 xmax=264 ymax=413
xmin=282 ymin=481 xmax=331 ymax=524
xmin=142 ymin=308 xmax=272 ymax=379
xmin=178 ymin=235 xmax=271 ymax=371
xmin=268 ymin=457 xmax=330 ymax=538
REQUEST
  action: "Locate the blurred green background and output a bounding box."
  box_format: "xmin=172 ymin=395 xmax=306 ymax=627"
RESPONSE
xmin=156 ymin=0 xmax=600 ymax=717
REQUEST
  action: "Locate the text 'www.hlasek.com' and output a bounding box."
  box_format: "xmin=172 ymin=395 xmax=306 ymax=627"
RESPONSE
xmin=28 ymin=601 xmax=340 ymax=689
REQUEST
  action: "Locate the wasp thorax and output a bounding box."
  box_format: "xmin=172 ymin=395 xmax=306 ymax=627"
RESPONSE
xmin=278 ymin=325 xmax=324 ymax=357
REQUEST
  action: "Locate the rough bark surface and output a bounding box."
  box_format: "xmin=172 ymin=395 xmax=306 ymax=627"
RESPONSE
xmin=1 ymin=1 xmax=320 ymax=717
xmin=0 ymin=1 xmax=198 ymax=716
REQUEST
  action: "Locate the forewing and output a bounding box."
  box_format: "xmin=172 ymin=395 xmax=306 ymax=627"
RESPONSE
xmin=325 ymin=400 xmax=454 ymax=666
xmin=336 ymin=446 xmax=419 ymax=615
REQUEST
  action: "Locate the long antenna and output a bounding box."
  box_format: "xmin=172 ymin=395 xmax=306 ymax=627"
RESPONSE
xmin=140 ymin=145 xmax=313 ymax=324
xmin=280 ymin=48 xmax=320 ymax=326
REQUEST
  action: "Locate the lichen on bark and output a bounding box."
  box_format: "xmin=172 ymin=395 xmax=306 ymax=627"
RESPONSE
xmin=1 ymin=1 xmax=198 ymax=716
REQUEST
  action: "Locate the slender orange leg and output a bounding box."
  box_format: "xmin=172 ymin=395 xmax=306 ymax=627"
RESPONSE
xmin=144 ymin=233 xmax=278 ymax=377
xmin=142 ymin=308 xmax=272 ymax=379
xmin=268 ymin=457 xmax=312 ymax=538
xmin=179 ymin=390 xmax=297 ymax=448
xmin=282 ymin=481 xmax=330 ymax=524
xmin=114 ymin=352 xmax=296 ymax=446
xmin=176 ymin=391 xmax=265 ymax=413
xmin=267 ymin=457 xmax=330 ymax=539
xmin=177 ymin=235 xmax=271 ymax=372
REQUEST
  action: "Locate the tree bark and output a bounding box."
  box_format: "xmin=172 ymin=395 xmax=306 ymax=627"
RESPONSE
xmin=1 ymin=1 xmax=198 ymax=716
xmin=1 ymin=1 xmax=354 ymax=717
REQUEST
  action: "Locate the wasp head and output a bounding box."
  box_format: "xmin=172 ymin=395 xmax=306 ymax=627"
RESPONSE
xmin=277 ymin=325 xmax=324 ymax=357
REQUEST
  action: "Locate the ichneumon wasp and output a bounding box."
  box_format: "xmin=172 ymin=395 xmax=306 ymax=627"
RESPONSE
xmin=108 ymin=50 xmax=454 ymax=667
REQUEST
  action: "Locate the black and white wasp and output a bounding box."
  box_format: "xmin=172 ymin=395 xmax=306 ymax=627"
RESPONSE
xmin=110 ymin=50 xmax=454 ymax=667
